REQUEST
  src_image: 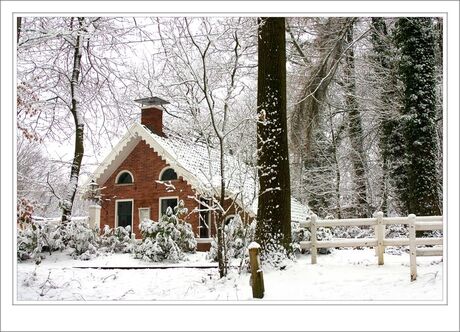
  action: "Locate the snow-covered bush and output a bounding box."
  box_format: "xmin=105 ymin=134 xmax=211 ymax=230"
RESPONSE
xmin=134 ymin=200 xmax=196 ymax=262
xmin=385 ymin=224 xmax=408 ymax=239
xmin=17 ymin=218 xmax=68 ymax=264
xmin=316 ymin=227 xmax=333 ymax=254
xmin=291 ymin=222 xmax=333 ymax=255
xmin=332 ymin=226 xmax=374 ymax=239
xmin=17 ymin=218 xmax=99 ymax=262
xmin=99 ymin=225 xmax=134 ymax=253
xmin=64 ymin=219 xmax=98 ymax=260
xmin=207 ymin=216 xmax=256 ymax=263
xmin=17 ymin=222 xmax=45 ymax=264
xmin=291 ymin=222 xmax=310 ymax=254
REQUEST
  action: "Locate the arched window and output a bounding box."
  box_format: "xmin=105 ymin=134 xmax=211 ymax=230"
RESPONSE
xmin=160 ymin=167 xmax=178 ymax=181
xmin=116 ymin=171 xmax=134 ymax=184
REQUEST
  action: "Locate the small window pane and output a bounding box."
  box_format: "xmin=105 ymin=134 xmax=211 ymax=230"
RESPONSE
xmin=139 ymin=208 xmax=151 ymax=222
xmin=117 ymin=172 xmax=133 ymax=184
xmin=160 ymin=168 xmax=177 ymax=181
xmin=199 ymin=198 xmax=210 ymax=238
xmin=160 ymin=198 xmax=178 ymax=217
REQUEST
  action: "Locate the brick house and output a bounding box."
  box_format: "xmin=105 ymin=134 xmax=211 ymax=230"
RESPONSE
xmin=90 ymin=97 xmax=309 ymax=251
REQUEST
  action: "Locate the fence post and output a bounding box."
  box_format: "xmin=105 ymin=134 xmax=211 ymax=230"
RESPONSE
xmin=376 ymin=211 xmax=384 ymax=265
xmin=310 ymin=214 xmax=318 ymax=264
xmin=408 ymin=214 xmax=417 ymax=281
xmin=248 ymin=242 xmax=264 ymax=299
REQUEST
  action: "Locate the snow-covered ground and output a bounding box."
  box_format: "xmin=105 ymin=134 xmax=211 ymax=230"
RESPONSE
xmin=16 ymin=248 xmax=443 ymax=302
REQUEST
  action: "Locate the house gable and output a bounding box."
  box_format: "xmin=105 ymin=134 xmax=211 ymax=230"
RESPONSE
xmin=92 ymin=123 xmax=202 ymax=193
xmin=99 ymin=139 xmax=200 ymax=238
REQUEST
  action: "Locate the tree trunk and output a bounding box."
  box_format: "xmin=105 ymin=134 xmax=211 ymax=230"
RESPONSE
xmin=395 ymin=18 xmax=441 ymax=216
xmin=255 ymin=17 xmax=292 ymax=253
xmin=344 ymin=22 xmax=369 ymax=218
xmin=61 ymin=17 xmax=85 ymax=222
xmin=371 ymin=17 xmax=392 ymax=215
xmin=217 ymin=141 xmax=227 ymax=278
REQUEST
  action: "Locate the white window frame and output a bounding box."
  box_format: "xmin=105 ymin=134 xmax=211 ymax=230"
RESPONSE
xmin=138 ymin=207 xmax=151 ymax=223
xmin=115 ymin=170 xmax=134 ymax=185
xmin=158 ymin=166 xmax=178 ymax=181
xmin=158 ymin=196 xmax=179 ymax=219
xmin=115 ymin=199 xmax=134 ymax=229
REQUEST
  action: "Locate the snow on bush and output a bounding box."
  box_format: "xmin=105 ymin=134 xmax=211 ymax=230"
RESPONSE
xmin=291 ymin=221 xmax=310 ymax=254
xmin=333 ymin=225 xmax=374 ymax=239
xmin=62 ymin=219 xmax=99 ymax=260
xmin=17 ymin=218 xmax=98 ymax=263
xmin=99 ymin=225 xmax=134 ymax=254
xmin=134 ymin=200 xmax=196 ymax=262
xmin=291 ymin=222 xmax=333 ymax=255
xmin=17 ymin=222 xmax=46 ymax=264
xmin=207 ymin=216 xmax=256 ymax=264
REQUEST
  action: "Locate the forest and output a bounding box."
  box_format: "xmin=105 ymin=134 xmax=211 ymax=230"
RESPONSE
xmin=17 ymin=16 xmax=443 ymax=225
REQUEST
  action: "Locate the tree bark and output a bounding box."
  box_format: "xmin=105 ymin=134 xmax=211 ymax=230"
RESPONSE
xmin=255 ymin=17 xmax=292 ymax=253
xmin=344 ymin=22 xmax=369 ymax=218
xmin=61 ymin=17 xmax=85 ymax=222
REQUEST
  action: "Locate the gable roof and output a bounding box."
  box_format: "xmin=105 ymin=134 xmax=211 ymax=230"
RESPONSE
xmin=91 ymin=122 xmax=310 ymax=221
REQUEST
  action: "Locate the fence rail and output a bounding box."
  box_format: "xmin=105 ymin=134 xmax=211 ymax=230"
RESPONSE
xmin=299 ymin=212 xmax=443 ymax=281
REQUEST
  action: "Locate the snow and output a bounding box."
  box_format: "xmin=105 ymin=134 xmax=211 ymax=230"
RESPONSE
xmin=247 ymin=241 xmax=260 ymax=249
xmin=16 ymin=248 xmax=443 ymax=302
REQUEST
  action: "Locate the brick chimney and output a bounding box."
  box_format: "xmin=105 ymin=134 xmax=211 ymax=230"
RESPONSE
xmin=134 ymin=97 xmax=170 ymax=137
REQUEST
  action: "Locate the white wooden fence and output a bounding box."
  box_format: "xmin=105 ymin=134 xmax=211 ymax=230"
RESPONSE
xmin=299 ymin=212 xmax=443 ymax=281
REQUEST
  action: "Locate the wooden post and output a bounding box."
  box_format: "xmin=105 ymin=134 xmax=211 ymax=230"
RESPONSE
xmin=408 ymin=214 xmax=417 ymax=281
xmin=376 ymin=211 xmax=384 ymax=265
xmin=248 ymin=242 xmax=264 ymax=299
xmin=310 ymin=214 xmax=318 ymax=264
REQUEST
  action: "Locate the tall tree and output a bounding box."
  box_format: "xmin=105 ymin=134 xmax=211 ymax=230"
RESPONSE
xmin=61 ymin=17 xmax=85 ymax=222
xmin=255 ymin=17 xmax=292 ymax=255
xmin=370 ymin=17 xmax=406 ymax=215
xmin=344 ymin=19 xmax=370 ymax=218
xmin=17 ymin=17 xmax=135 ymax=221
xmin=395 ymin=17 xmax=441 ymax=215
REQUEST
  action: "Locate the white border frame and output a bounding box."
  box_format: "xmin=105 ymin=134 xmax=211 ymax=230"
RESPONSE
xmin=115 ymin=199 xmax=134 ymax=229
xmin=4 ymin=3 xmax=459 ymax=332
xmin=158 ymin=166 xmax=178 ymax=181
xmin=158 ymin=196 xmax=179 ymax=219
xmin=115 ymin=170 xmax=134 ymax=184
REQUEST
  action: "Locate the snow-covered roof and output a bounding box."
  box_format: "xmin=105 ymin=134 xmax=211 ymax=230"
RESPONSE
xmin=91 ymin=122 xmax=309 ymax=221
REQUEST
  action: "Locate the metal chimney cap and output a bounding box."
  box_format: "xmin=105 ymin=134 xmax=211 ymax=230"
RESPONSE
xmin=134 ymin=96 xmax=170 ymax=106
